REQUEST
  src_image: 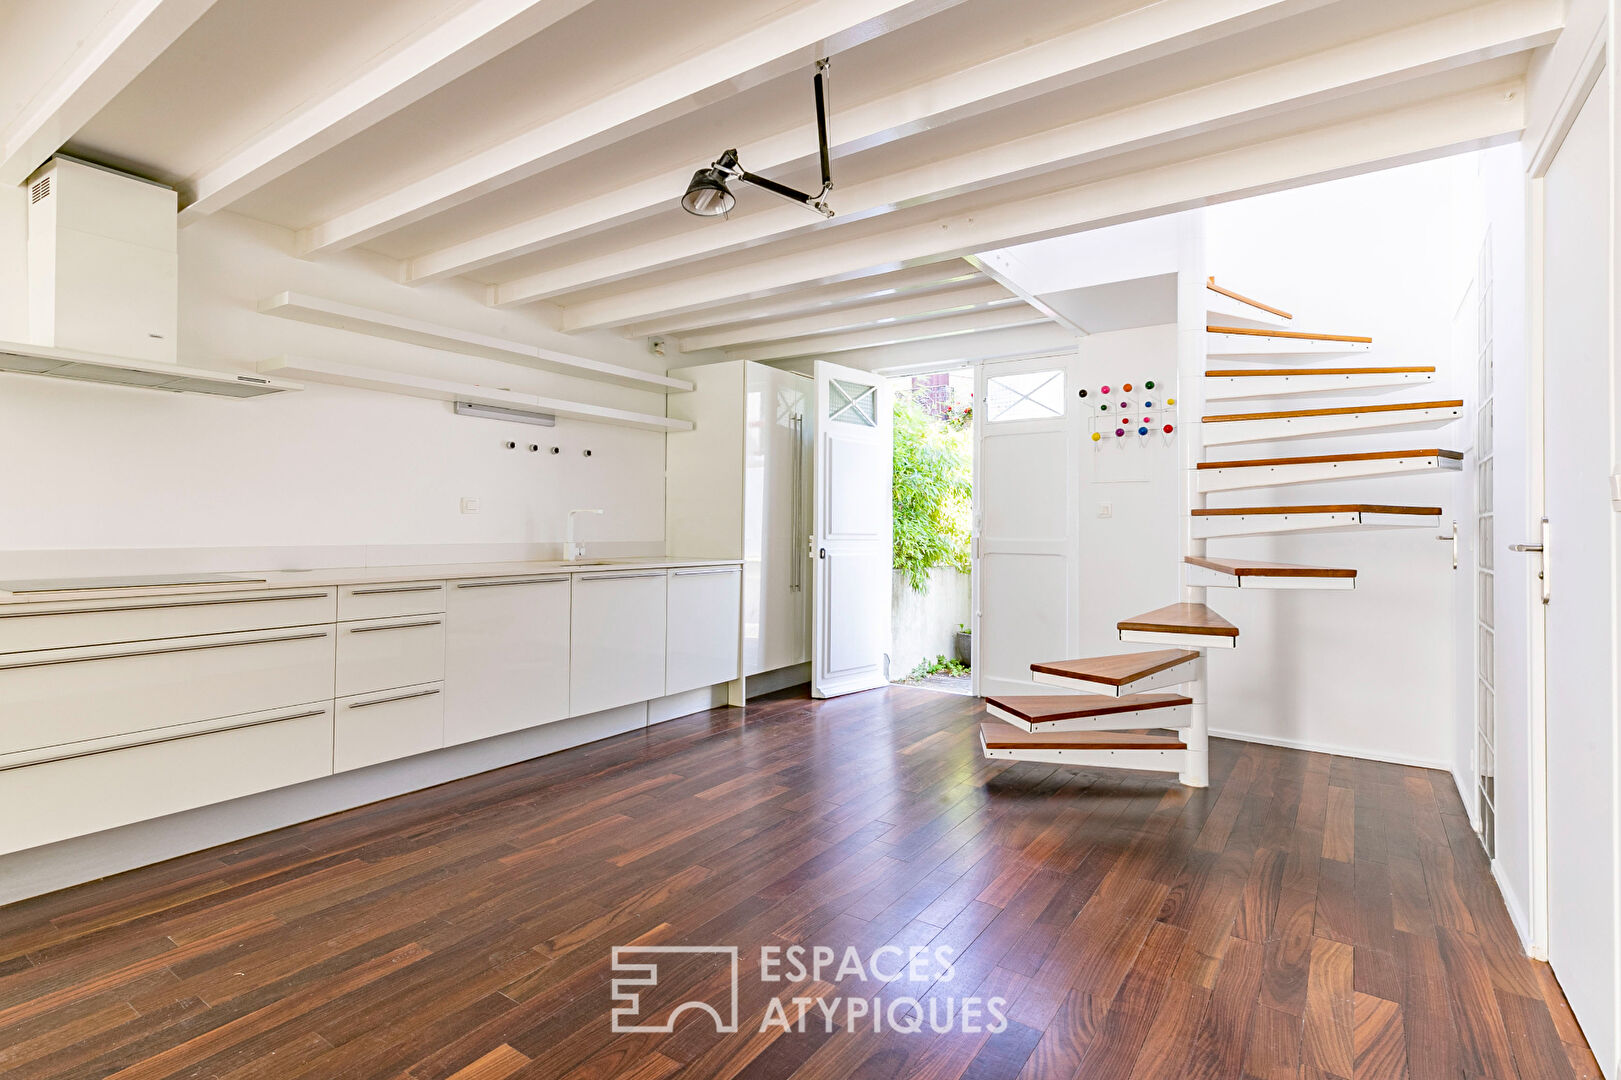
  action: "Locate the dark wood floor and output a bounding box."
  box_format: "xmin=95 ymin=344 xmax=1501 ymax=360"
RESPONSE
xmin=0 ymin=685 xmax=1600 ymax=1080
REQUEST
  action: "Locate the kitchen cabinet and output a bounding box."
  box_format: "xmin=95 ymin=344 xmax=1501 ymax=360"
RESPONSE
xmin=570 ymin=570 xmax=666 ymax=715
xmin=335 ymin=683 xmax=444 ymax=772
xmin=666 ymin=566 xmax=741 ymax=695
xmin=336 ymin=581 xmax=445 ymax=622
xmin=0 ymin=586 xmax=335 ymax=654
xmin=667 ymin=360 xmax=810 ymax=678
xmin=444 ymin=575 xmax=571 ymax=745
xmin=335 ymin=614 xmax=446 ymax=697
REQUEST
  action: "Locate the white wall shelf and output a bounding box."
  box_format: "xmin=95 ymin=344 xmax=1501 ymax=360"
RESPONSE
xmin=257 ymin=292 xmax=694 ymax=394
xmin=257 ymin=356 xmax=694 ymax=433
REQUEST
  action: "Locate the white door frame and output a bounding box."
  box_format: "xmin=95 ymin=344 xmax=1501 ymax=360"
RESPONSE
xmin=1523 ymin=21 xmax=1608 ymax=965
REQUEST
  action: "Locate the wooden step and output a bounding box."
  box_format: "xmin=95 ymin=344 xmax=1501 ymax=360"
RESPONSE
xmin=1191 ymin=503 xmax=1441 ymax=538
xmin=1205 ymin=279 xmax=1293 ymax=328
xmin=1184 ymin=555 xmax=1357 ymax=590
xmin=1205 ymin=366 xmax=1436 ymax=399
xmin=1117 ymin=603 xmax=1238 ymax=649
xmin=1030 ymin=648 xmax=1200 ymax=696
xmin=1196 ymin=448 xmax=1463 ymax=492
xmin=979 ymin=724 xmax=1187 ymax=751
xmin=986 ymin=692 xmax=1193 ymax=733
xmin=1207 ymin=325 xmax=1374 ymax=358
xmin=1202 ymin=400 xmax=1464 ymax=445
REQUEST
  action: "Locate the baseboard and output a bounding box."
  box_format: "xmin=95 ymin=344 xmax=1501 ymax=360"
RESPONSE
xmin=1492 ymin=856 xmax=1536 ymax=955
xmin=1209 ymin=728 xmax=1451 ymax=772
xmin=746 ymin=662 xmax=811 ymax=698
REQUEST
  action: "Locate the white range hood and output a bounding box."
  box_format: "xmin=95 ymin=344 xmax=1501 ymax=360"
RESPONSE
xmin=0 ymin=339 xmax=300 ymax=397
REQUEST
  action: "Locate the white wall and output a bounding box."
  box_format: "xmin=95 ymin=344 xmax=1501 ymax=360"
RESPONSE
xmin=0 ymin=194 xmax=674 ymax=575
xmin=891 ymin=567 xmax=971 ymax=676
xmin=1201 ymin=157 xmax=1472 ymax=770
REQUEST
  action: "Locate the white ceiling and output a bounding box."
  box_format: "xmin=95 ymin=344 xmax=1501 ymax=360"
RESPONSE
xmin=0 ymin=0 xmax=1561 ymax=365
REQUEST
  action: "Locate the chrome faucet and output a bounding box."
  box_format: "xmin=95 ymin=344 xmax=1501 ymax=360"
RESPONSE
xmin=565 ymin=508 xmax=604 ymax=561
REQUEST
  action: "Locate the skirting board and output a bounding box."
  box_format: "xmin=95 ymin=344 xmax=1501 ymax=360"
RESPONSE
xmin=0 ymin=684 xmax=731 ymax=906
xmin=1209 ymin=728 xmax=1451 ymax=773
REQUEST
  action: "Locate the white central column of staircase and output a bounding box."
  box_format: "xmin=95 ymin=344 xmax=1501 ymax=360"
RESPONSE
xmin=977 ymin=274 xmax=1459 ymax=786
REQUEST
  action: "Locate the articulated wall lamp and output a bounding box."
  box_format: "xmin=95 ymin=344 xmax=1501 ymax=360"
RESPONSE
xmin=681 ymin=59 xmax=835 ymax=219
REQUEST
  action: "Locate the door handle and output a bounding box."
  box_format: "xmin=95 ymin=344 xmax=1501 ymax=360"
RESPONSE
xmin=818 ymin=548 xmax=826 ymax=559
xmin=1435 ymin=520 xmax=1457 ymax=570
xmin=1510 ymin=517 xmax=1551 ymax=604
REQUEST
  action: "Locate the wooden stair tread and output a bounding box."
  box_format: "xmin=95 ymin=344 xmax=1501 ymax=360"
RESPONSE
xmin=1198 ymin=449 xmax=1462 ymax=470
xmin=1205 ymin=366 xmax=1434 ymax=377
xmin=980 ymin=724 xmax=1187 ymax=751
xmin=1204 ymin=400 xmax=1463 ymax=423
xmin=986 ymin=693 xmax=1192 ymax=724
xmin=1118 ymin=603 xmax=1238 ymax=638
xmin=1185 ymin=555 xmax=1356 ymax=579
xmin=1192 ymin=504 xmax=1440 ymax=517
xmin=1206 ymin=279 xmax=1292 ymax=320
xmin=1207 ymin=325 xmax=1372 ymax=343
xmin=1030 ymin=649 xmax=1199 ymax=686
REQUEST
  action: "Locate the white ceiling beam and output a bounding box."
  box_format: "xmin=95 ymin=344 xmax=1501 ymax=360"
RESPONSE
xmin=0 ymin=0 xmax=220 ymax=187
xmin=622 ymin=263 xmax=981 ymax=338
xmin=562 ymin=81 xmax=1524 ymax=331
xmin=773 ymin=322 xmax=1080 ymax=375
xmin=176 ymin=0 xmax=596 ymax=224
xmin=404 ymin=0 xmax=1340 ymax=284
xmin=725 ymin=306 xmax=1050 ymax=362
xmin=495 ymin=0 xmax=1558 ymax=306
xmin=295 ymin=0 xmax=968 ymax=256
xmin=678 ymin=282 xmax=1014 ymax=351
xmin=966 ymin=252 xmax=1085 ymax=332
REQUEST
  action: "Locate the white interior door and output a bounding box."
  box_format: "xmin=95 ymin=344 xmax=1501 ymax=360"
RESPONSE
xmin=811 ymin=361 xmax=892 ymax=698
xmin=972 ymin=354 xmax=1079 ymax=697
xmin=1540 ymin=75 xmax=1618 ymax=1073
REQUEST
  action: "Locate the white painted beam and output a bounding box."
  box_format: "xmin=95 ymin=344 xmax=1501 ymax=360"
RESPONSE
xmin=405 ymin=0 xmax=1344 ymax=283
xmin=725 ymin=306 xmax=1048 ymax=362
xmin=177 ymin=0 xmax=595 ymax=223
xmin=561 ymin=82 xmax=1525 ymax=331
xmin=494 ymin=0 xmax=1555 ymax=307
xmin=621 ymin=264 xmax=981 ymax=339
xmin=0 ymin=0 xmax=220 ymax=187
xmin=806 ymin=322 xmax=1080 ymax=376
xmin=296 ymin=0 xmax=969 ymax=256
xmin=677 ymin=283 xmax=1013 ymax=352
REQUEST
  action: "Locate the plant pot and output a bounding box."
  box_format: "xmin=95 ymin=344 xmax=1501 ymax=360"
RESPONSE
xmin=954 ymin=631 xmax=972 ymax=667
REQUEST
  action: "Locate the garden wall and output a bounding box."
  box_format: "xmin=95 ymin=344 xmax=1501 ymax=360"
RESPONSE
xmin=891 ymin=568 xmax=972 ymax=678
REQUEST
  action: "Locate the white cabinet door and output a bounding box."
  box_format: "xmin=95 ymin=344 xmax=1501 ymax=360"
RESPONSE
xmin=744 ymin=363 xmax=812 ymax=675
xmin=335 ymin=683 xmax=444 ymax=771
xmin=443 ymin=575 xmax=571 ymax=746
xmin=570 ymin=571 xmax=666 ymax=716
xmin=666 ymin=566 xmax=741 ymax=695
xmin=335 ymin=616 xmax=446 ymax=697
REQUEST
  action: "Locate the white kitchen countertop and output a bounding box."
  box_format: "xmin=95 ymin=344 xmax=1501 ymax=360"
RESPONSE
xmin=0 ymin=556 xmax=742 ymax=606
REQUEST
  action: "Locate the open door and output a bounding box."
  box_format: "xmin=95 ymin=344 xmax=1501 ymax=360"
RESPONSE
xmin=811 ymin=361 xmax=893 ymax=698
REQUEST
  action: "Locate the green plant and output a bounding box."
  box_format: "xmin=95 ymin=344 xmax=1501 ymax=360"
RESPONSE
xmin=905 ymin=654 xmax=971 ymax=681
xmin=892 ymin=396 xmax=971 ymax=592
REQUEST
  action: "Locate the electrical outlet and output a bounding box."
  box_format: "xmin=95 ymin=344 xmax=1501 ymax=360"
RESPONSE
xmin=1097 ymin=503 xmax=1113 ymax=519
xmin=460 ymin=497 xmax=481 ymax=514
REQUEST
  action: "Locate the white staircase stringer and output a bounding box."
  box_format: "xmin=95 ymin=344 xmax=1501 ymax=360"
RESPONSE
xmin=1179 ymin=253 xmax=1210 ymax=789
xmin=986 ymin=701 xmax=1193 ymax=733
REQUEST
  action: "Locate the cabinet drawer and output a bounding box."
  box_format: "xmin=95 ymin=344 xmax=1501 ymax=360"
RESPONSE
xmin=0 ymin=626 xmax=337 ymax=757
xmin=337 ymin=581 xmax=445 ymax=622
xmin=570 ymin=571 xmax=666 ymax=716
xmin=0 ymin=704 xmax=334 ymax=855
xmin=0 ymin=587 xmax=337 ymax=655
xmin=336 ymin=616 xmax=446 ymax=697
xmin=666 ymin=566 xmax=742 ymax=695
xmin=335 ymin=683 xmax=444 ymax=772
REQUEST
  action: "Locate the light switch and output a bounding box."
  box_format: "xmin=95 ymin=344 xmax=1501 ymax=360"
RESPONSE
xmin=1097 ymin=503 xmax=1113 ymax=519
xmin=1611 ymin=469 xmax=1621 ymax=511
xmin=461 ymin=497 xmax=481 ymax=514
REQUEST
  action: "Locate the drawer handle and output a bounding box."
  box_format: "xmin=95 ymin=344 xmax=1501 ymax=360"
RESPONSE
xmin=0 ymin=707 xmax=330 ymax=771
xmin=0 ymin=631 xmax=330 ymax=672
xmin=349 ymin=584 xmax=444 ymax=596
xmin=347 ymin=688 xmax=442 ymax=709
xmin=579 ymin=571 xmax=666 ymax=580
xmin=455 ymin=577 xmax=568 ymax=588
xmin=672 ymin=567 xmax=740 ymax=576
xmin=0 ymin=591 xmax=332 ymax=620
xmin=347 ymin=619 xmax=443 ymax=634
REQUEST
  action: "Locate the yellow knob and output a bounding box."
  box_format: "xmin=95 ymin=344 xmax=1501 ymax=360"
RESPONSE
xmin=1166 ymin=397 xmax=1176 ymax=405
xmin=1090 ymin=431 xmax=1102 ymax=442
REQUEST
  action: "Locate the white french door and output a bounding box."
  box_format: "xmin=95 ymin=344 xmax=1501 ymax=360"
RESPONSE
xmin=810 ymin=360 xmax=892 ymax=698
xmin=971 ymin=354 xmax=1080 ymax=698
xmin=1536 ymin=72 xmax=1618 ymax=1073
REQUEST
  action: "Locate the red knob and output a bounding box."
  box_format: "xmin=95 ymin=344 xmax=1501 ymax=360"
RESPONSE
xmin=1163 ymin=423 xmax=1174 ymax=434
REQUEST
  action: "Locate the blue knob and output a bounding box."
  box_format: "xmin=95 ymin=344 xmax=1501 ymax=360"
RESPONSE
xmin=1137 ymin=426 xmax=1148 ymax=436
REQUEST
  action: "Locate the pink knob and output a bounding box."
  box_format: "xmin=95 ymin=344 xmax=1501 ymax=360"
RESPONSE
xmin=1100 ymin=385 xmax=1111 ymax=394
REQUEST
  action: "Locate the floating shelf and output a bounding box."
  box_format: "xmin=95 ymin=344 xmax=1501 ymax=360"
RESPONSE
xmin=257 ymin=356 xmax=693 ymax=433
xmin=0 ymin=339 xmax=301 ymax=398
xmin=258 ymin=292 xmax=693 ymax=394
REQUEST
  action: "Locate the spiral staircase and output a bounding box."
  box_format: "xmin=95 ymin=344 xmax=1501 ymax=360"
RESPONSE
xmin=977 ymin=279 xmax=1461 ymax=786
